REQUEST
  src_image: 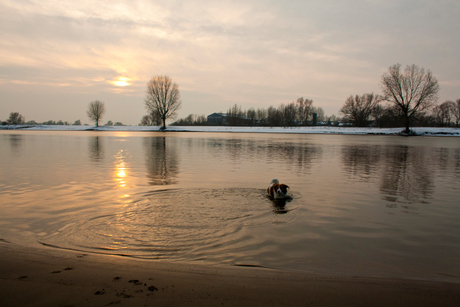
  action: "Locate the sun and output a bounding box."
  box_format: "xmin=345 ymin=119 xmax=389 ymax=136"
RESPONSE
xmin=109 ymin=76 xmax=132 ymax=87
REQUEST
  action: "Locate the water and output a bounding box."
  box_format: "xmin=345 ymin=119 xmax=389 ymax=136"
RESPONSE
xmin=1 ymin=131 xmax=459 ymax=281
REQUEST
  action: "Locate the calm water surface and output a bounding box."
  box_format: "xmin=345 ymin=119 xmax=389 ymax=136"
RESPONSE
xmin=1 ymin=131 xmax=459 ymax=281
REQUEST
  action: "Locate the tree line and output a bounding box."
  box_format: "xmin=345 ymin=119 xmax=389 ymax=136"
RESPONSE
xmin=340 ymin=64 xmax=459 ymax=132
xmin=340 ymin=94 xmax=460 ymax=129
xmin=2 ymin=100 xmax=124 ymax=127
xmin=0 ymin=112 xmax=83 ymax=126
xmin=3 ymin=65 xmax=459 ymax=133
xmin=171 ymin=63 xmax=459 ymax=133
xmin=171 ymin=98 xmax=326 ymax=127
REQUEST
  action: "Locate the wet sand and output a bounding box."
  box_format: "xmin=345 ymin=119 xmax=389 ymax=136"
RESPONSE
xmin=1 ymin=242 xmax=459 ymax=306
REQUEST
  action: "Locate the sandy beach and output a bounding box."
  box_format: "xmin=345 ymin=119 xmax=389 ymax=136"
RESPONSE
xmin=1 ymin=241 xmax=459 ymax=307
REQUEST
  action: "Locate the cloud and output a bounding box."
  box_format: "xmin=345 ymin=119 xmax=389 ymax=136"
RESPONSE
xmin=0 ymin=0 xmax=459 ymax=124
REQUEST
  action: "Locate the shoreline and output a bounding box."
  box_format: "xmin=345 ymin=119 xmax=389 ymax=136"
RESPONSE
xmin=1 ymin=242 xmax=459 ymax=306
xmin=1 ymin=125 xmax=460 ymax=136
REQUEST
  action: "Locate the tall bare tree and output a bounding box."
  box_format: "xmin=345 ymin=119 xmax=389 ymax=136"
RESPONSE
xmin=140 ymin=110 xmax=162 ymax=126
xmin=281 ymin=102 xmax=297 ymax=126
xmin=226 ymin=104 xmax=245 ymax=126
xmin=86 ymin=100 xmax=106 ymax=127
xmin=256 ymin=108 xmax=267 ymax=125
xmin=340 ymin=93 xmax=383 ymax=127
xmin=381 ymin=64 xmax=439 ymax=133
xmin=246 ymin=108 xmax=256 ymax=126
xmin=454 ymin=99 xmax=460 ymax=127
xmin=267 ymin=106 xmax=282 ymax=126
xmin=433 ymin=100 xmax=456 ymax=127
xmin=145 ymin=76 xmax=182 ymax=130
xmin=311 ymin=106 xmax=325 ymax=123
xmin=296 ymin=97 xmax=313 ymax=125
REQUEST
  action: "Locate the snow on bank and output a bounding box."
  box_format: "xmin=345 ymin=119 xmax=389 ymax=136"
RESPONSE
xmin=1 ymin=125 xmax=459 ymax=136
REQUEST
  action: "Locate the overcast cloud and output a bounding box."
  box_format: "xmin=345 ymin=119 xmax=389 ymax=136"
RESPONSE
xmin=1 ymin=0 xmax=459 ymax=125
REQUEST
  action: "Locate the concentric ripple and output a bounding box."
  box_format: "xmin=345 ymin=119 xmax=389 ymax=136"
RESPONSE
xmin=41 ymin=188 xmax=298 ymax=259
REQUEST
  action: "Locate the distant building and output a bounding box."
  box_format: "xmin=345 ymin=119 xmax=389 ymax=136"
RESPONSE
xmin=207 ymin=113 xmax=227 ymax=125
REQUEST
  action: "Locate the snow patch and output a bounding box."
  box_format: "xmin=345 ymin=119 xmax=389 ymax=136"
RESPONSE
xmin=1 ymin=125 xmax=459 ymax=136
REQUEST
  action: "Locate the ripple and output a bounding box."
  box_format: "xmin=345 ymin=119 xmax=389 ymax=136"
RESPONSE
xmin=41 ymin=188 xmax=299 ymax=259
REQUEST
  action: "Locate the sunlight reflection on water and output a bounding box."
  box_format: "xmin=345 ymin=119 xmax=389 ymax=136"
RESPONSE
xmin=1 ymin=131 xmax=460 ymax=281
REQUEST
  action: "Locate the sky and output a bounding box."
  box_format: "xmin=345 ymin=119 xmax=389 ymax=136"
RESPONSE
xmin=1 ymin=0 xmax=459 ymax=125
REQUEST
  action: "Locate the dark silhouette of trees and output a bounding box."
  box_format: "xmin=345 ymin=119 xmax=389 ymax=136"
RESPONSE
xmin=87 ymin=100 xmax=106 ymax=127
xmin=226 ymin=104 xmax=245 ymax=126
xmin=372 ymin=104 xmax=386 ymax=127
xmin=454 ymin=99 xmax=460 ymax=127
xmin=340 ymin=93 xmax=383 ymax=127
xmin=256 ymin=108 xmax=267 ymax=125
xmin=433 ymin=100 xmax=456 ymax=127
xmin=246 ymin=108 xmax=256 ymax=126
xmin=267 ymin=106 xmax=282 ymax=126
xmin=145 ymin=75 xmax=182 ymax=130
xmin=171 ymin=114 xmax=207 ymax=126
xmin=193 ymin=97 xmax=321 ymax=127
xmin=140 ymin=110 xmax=162 ymax=126
xmin=381 ymin=64 xmax=439 ymax=133
xmin=296 ymin=97 xmax=313 ymax=125
xmin=281 ymin=102 xmax=297 ymax=126
xmin=7 ymin=112 xmax=25 ymax=125
xmin=311 ymin=106 xmax=325 ymax=123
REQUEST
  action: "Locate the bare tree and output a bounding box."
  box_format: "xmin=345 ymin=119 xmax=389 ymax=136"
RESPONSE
xmin=267 ymin=106 xmax=282 ymax=126
xmin=7 ymin=112 xmax=25 ymax=125
xmin=256 ymin=108 xmax=267 ymax=125
xmin=372 ymin=104 xmax=386 ymax=127
xmin=281 ymin=102 xmax=297 ymax=126
xmin=227 ymin=104 xmax=245 ymax=126
xmin=433 ymin=100 xmax=456 ymax=127
xmin=311 ymin=106 xmax=325 ymax=123
xmin=171 ymin=114 xmax=208 ymax=126
xmin=454 ymin=99 xmax=460 ymax=127
xmin=195 ymin=115 xmax=207 ymax=125
xmin=145 ymin=76 xmax=182 ymax=130
xmin=340 ymin=93 xmax=383 ymax=127
xmin=246 ymin=108 xmax=256 ymax=126
xmin=296 ymin=97 xmax=313 ymax=125
xmin=381 ymin=64 xmax=439 ymax=133
xmin=140 ymin=110 xmax=162 ymax=126
xmin=86 ymin=100 xmax=106 ymax=127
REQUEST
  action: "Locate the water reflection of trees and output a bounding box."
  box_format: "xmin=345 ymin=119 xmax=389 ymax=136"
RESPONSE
xmin=8 ymin=134 xmax=23 ymax=154
xmin=204 ymin=138 xmax=322 ymax=173
xmin=455 ymin=149 xmax=460 ymax=180
xmin=264 ymin=142 xmax=323 ymax=174
xmin=89 ymin=136 xmax=104 ymax=161
xmin=341 ymin=143 xmax=435 ymax=207
xmin=380 ymin=146 xmax=433 ymax=206
xmin=144 ymin=137 xmax=179 ymax=185
xmin=341 ymin=145 xmax=381 ymax=178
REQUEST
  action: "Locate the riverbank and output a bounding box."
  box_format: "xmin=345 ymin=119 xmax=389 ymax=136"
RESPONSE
xmin=1 ymin=242 xmax=459 ymax=307
xmin=1 ymin=124 xmax=460 ymax=136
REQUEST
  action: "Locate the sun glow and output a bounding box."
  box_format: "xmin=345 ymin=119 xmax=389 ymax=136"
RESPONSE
xmin=110 ymin=76 xmax=132 ymax=87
